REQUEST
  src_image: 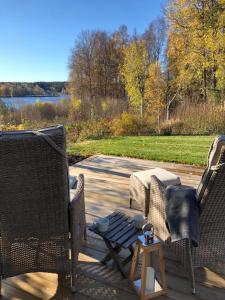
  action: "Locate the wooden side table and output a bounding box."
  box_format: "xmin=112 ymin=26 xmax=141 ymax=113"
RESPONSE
xmin=129 ymin=235 xmax=167 ymax=300
xmin=89 ymin=211 xmax=142 ymax=277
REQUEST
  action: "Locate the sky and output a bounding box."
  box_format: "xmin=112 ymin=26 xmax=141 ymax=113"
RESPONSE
xmin=0 ymin=0 xmax=166 ymax=82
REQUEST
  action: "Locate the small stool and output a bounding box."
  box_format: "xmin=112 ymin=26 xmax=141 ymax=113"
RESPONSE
xmin=129 ymin=236 xmax=167 ymax=300
xmin=129 ymin=168 xmax=181 ymax=217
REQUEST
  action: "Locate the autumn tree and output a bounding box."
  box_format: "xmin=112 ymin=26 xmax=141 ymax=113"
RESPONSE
xmin=145 ymin=62 xmax=166 ymax=129
xmin=166 ymin=0 xmax=225 ymax=103
xmin=120 ymin=40 xmax=149 ymax=118
xmin=69 ymin=27 xmax=128 ymax=101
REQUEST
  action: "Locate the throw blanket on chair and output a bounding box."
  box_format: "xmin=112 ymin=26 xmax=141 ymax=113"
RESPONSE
xmin=165 ymin=186 xmax=200 ymax=246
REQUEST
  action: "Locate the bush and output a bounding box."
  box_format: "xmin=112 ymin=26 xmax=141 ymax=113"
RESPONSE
xmin=0 ymin=123 xmax=26 ymax=131
xmin=35 ymin=102 xmax=56 ymax=120
xmin=72 ymin=119 xmax=113 ymax=141
xmin=160 ymin=119 xmax=184 ymax=135
xmin=174 ymin=102 xmax=225 ymax=135
xmin=66 ymin=122 xmax=83 ymax=143
xmin=112 ymin=113 xmax=144 ymax=136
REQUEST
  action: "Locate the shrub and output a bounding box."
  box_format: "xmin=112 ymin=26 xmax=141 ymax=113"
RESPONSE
xmin=76 ymin=119 xmax=113 ymax=141
xmin=160 ymin=119 xmax=184 ymax=135
xmin=66 ymin=123 xmax=83 ymax=143
xmin=112 ymin=113 xmax=143 ymax=136
xmin=34 ymin=102 xmax=56 ymax=120
xmin=0 ymin=123 xmax=26 ymax=131
xmin=174 ymin=102 xmax=225 ymax=135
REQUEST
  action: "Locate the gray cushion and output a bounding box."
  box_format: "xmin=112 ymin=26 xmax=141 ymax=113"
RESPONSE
xmin=165 ymin=185 xmax=199 ymax=246
xmin=133 ymin=168 xmax=181 ymax=189
xmin=69 ymin=175 xmax=77 ymax=189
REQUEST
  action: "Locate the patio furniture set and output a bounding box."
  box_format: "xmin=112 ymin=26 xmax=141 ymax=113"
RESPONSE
xmin=0 ymin=125 xmax=224 ymax=298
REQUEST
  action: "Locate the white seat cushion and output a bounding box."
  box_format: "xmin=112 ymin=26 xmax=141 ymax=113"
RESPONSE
xmin=133 ymin=168 xmax=181 ymax=189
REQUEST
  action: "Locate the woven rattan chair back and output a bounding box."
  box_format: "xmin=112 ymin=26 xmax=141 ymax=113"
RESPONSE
xmin=0 ymin=125 xmax=70 ymax=279
xmin=148 ymin=136 xmax=225 ymax=294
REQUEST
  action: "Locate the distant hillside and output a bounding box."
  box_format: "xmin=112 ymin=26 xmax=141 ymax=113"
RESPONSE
xmin=0 ymin=82 xmax=68 ymax=97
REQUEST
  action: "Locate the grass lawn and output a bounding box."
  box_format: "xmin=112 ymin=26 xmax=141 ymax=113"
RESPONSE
xmin=68 ymin=135 xmax=215 ymax=166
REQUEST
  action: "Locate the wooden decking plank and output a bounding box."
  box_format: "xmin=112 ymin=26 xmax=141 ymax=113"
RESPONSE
xmin=5 ymin=272 xmax=59 ymax=299
xmin=169 ymin=273 xmax=225 ymax=300
xmin=74 ymin=154 xmax=204 ymax=175
xmin=2 ymin=281 xmax=40 ymax=300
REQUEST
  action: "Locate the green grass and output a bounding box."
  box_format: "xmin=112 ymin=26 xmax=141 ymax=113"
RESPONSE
xmin=68 ymin=136 xmax=215 ymax=166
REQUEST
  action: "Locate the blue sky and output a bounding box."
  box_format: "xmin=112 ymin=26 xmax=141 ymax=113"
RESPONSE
xmin=0 ymin=0 xmax=166 ymax=82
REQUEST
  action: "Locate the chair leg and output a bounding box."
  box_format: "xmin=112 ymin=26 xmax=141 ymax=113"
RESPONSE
xmin=84 ymin=227 xmax=87 ymax=240
xmin=0 ymin=275 xmax=1 ymax=296
xmin=71 ymin=263 xmax=77 ymax=293
xmin=130 ymin=197 xmax=133 ymax=208
xmin=186 ymin=239 xmax=196 ymax=294
xmin=70 ymin=235 xmax=77 ymax=293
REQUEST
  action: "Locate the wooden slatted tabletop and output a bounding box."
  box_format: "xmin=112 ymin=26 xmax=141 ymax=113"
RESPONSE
xmin=89 ymin=211 xmax=143 ymax=277
xmin=89 ymin=211 xmax=142 ymax=249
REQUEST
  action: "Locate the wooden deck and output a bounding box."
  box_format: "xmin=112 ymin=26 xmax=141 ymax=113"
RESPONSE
xmin=2 ymin=155 xmax=225 ymax=299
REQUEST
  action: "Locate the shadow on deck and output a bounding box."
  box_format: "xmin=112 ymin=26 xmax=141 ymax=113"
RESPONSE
xmin=2 ymin=155 xmax=225 ymax=299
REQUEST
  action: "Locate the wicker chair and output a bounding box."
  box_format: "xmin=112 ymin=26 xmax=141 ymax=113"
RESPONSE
xmin=148 ymin=135 xmax=225 ymax=294
xmin=0 ymin=125 xmax=86 ymax=293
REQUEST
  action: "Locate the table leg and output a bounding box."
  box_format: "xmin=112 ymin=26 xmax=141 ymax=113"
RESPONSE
xmin=101 ymin=244 xmax=121 ymax=264
xmin=129 ymin=243 xmax=140 ymax=281
xmin=122 ymin=245 xmax=135 ymax=266
xmin=103 ymin=238 xmax=126 ymax=277
xmin=159 ymin=246 xmax=167 ymax=294
xmin=140 ymin=252 xmax=148 ymax=300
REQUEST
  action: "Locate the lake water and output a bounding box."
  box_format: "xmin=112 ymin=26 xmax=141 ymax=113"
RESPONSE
xmin=1 ymin=95 xmax=69 ymax=108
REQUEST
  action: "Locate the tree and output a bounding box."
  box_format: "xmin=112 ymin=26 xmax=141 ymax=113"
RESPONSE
xmin=69 ymin=27 xmax=128 ymax=103
xmin=145 ymin=62 xmax=166 ymax=130
xmin=0 ymin=99 xmax=8 ymax=116
xmin=120 ymin=40 xmax=149 ymax=118
xmin=69 ymin=30 xmax=96 ymax=100
xmin=166 ymin=0 xmax=225 ymax=103
xmin=142 ymin=17 xmax=167 ymax=62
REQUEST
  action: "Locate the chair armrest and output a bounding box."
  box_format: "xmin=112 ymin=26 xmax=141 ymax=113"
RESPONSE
xmin=148 ymin=175 xmax=170 ymax=241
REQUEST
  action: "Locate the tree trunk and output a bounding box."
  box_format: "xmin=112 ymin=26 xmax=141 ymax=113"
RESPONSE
xmin=140 ymin=96 xmax=143 ymax=120
xmin=203 ymin=68 xmax=207 ymax=102
xmin=157 ymin=109 xmax=160 ymax=134
xmin=166 ymin=104 xmax=170 ymax=121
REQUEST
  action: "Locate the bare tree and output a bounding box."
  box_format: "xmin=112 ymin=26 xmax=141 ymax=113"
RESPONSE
xmin=142 ymin=17 xmax=167 ymax=62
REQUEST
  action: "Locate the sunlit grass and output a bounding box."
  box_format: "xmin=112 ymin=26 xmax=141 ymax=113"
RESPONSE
xmin=68 ymin=135 xmax=215 ymax=166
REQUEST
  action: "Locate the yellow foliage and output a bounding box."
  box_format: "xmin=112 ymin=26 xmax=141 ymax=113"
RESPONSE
xmin=144 ymin=62 xmax=166 ymax=114
xmin=101 ymin=100 xmax=110 ymax=113
xmin=167 ymin=0 xmax=225 ymax=98
xmin=120 ymin=40 xmax=149 ymax=113
xmin=0 ymin=123 xmax=26 ymax=131
xmin=70 ymin=98 xmax=82 ymax=111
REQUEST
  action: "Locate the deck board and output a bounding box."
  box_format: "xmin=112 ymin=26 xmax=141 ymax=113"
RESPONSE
xmin=3 ymin=155 xmax=225 ymax=299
